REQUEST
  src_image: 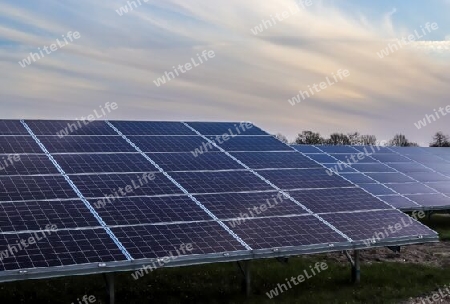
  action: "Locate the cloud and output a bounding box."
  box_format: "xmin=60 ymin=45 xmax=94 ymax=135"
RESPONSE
xmin=0 ymin=0 xmax=449 ymax=145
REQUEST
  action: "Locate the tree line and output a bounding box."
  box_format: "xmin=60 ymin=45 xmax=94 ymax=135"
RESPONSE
xmin=275 ymin=131 xmax=450 ymax=147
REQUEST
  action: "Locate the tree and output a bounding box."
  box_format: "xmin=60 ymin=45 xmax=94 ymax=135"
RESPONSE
xmin=360 ymin=135 xmax=377 ymax=146
xmin=326 ymin=133 xmax=350 ymax=145
xmin=430 ymin=132 xmax=450 ymax=147
xmin=388 ymin=134 xmax=418 ymax=147
xmin=275 ymin=133 xmax=289 ymax=144
xmin=295 ymin=131 xmax=324 ymax=145
xmin=347 ymin=132 xmax=361 ymax=145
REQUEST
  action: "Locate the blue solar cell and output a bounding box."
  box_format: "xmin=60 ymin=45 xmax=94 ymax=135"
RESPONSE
xmin=388 ymin=183 xmax=437 ymax=195
xmin=211 ymin=136 xmax=292 ymax=152
xmin=366 ymin=173 xmax=415 ymax=184
xmin=359 ymin=183 xmax=396 ymax=196
xmin=187 ymin=122 xmax=268 ymax=136
xmin=0 ymin=229 xmax=126 ymax=271
xmin=378 ymin=195 xmax=421 ymax=210
xmin=95 ymin=196 xmax=211 ymax=226
xmin=426 ymin=182 xmax=450 ymax=194
xmin=38 ymin=136 xmax=136 ymax=153
xmin=0 ymin=200 xmax=99 ymax=232
xmin=306 ymin=154 xmax=337 ymax=163
xmin=406 ymin=194 xmax=450 ymax=208
xmin=112 ymin=222 xmax=248 ymax=259
xmin=257 ymin=169 xmax=352 ymax=190
xmin=69 ymin=173 xmax=183 ymax=198
xmin=292 ymin=145 xmax=321 ymax=153
xmin=110 ymin=121 xmax=196 ymax=135
xmin=316 ymin=146 xmax=358 ymax=153
xmin=54 ymin=153 xmax=157 ymax=174
xmin=351 ymin=146 xmax=394 ymax=153
xmin=351 ymin=164 xmax=395 ymax=173
xmin=26 ymin=120 xmax=117 ymax=136
xmin=0 ymin=136 xmax=42 ymax=154
xmin=128 ymin=136 xmax=219 ymax=153
xmin=370 ymin=154 xmax=410 ymax=163
xmin=231 ymin=152 xmax=320 ymax=169
xmin=0 ymin=154 xmax=59 ymax=175
xmin=331 ymin=153 xmax=377 ymax=163
xmin=0 ymin=121 xmax=28 ymax=135
xmin=195 ymin=191 xmax=308 ymax=219
xmin=0 ymin=175 xmax=76 ymax=201
xmin=149 ymin=152 xmax=243 ymax=171
xmin=388 ymin=163 xmax=432 ymax=173
xmin=321 ymin=210 xmax=437 ymax=242
xmin=406 ymin=154 xmax=444 ymax=164
xmin=340 ymin=173 xmax=375 ymax=184
xmin=170 ymin=171 xmax=274 ymax=194
xmin=406 ymin=172 xmax=450 ymax=182
xmin=322 ymin=163 xmax=357 ymax=173
xmin=224 ymin=215 xmax=347 ymax=249
xmin=288 ymin=188 xmax=390 ymax=213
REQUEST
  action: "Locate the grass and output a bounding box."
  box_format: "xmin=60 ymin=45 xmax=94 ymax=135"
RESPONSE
xmin=1 ymin=214 xmax=449 ymax=303
xmin=1 ymin=256 xmax=449 ymax=303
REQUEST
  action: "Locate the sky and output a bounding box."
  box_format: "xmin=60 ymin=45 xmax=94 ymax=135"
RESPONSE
xmin=0 ymin=0 xmax=449 ymax=146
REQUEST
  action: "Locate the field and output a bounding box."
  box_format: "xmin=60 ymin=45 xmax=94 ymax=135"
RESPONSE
xmin=1 ymin=214 xmax=450 ymax=304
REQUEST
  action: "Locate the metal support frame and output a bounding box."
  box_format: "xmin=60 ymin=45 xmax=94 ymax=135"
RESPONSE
xmin=386 ymin=246 xmax=401 ymax=253
xmin=344 ymin=250 xmax=360 ymax=284
xmin=103 ymin=273 xmax=115 ymax=304
xmin=237 ymin=261 xmax=251 ymax=297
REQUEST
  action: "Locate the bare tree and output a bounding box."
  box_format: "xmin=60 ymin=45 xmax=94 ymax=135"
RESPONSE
xmin=295 ymin=131 xmax=324 ymax=145
xmin=326 ymin=133 xmax=350 ymax=145
xmin=274 ymin=133 xmax=289 ymax=144
xmin=430 ymin=132 xmax=450 ymax=147
xmin=388 ymin=134 xmax=418 ymax=147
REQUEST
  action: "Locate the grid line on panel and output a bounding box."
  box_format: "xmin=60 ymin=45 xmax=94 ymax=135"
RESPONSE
xmin=105 ymin=120 xmax=253 ymax=251
xmin=313 ymin=146 xmax=422 ymax=209
xmin=386 ymin=147 xmax=450 ymax=199
xmin=20 ymin=120 xmax=133 ymax=261
xmin=183 ymin=122 xmax=354 ymax=242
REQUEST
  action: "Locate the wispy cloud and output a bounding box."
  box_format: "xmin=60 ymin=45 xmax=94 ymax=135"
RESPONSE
xmin=0 ymin=0 xmax=449 ymax=144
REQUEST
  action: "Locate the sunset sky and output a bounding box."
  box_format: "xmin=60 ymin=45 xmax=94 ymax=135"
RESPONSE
xmin=0 ymin=0 xmax=449 ymax=146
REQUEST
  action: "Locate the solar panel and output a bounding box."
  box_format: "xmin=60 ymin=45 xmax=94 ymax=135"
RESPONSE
xmin=0 ymin=120 xmax=438 ymax=285
xmin=128 ymin=136 xmax=219 ymax=153
xmin=53 ymin=153 xmax=158 ymax=174
xmin=294 ymin=145 xmax=450 ymax=211
xmin=0 ymin=136 xmax=42 ymax=154
xmin=149 ymin=152 xmax=244 ymax=171
xmin=186 ymin=122 xmax=267 ymax=136
xmin=0 ymin=155 xmax=60 ymax=176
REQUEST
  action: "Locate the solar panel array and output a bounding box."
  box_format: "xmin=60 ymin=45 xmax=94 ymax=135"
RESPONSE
xmin=293 ymin=145 xmax=450 ymax=211
xmin=0 ymin=120 xmax=438 ymax=282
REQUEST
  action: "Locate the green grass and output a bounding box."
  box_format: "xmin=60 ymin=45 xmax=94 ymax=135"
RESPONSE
xmin=1 ymin=257 xmax=449 ymax=303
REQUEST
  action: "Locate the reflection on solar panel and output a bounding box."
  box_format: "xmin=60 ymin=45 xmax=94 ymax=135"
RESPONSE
xmin=0 ymin=120 xmax=438 ymax=287
xmin=293 ymin=144 xmax=450 ymax=211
